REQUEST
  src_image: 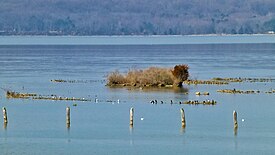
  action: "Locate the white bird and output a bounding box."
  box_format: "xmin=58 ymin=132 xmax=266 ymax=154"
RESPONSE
xmin=140 ymin=117 xmax=144 ymax=121
xmin=241 ymin=119 xmax=245 ymax=122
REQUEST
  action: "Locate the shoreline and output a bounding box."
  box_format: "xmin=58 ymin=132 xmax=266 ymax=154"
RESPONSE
xmin=0 ymin=34 xmax=274 ymax=45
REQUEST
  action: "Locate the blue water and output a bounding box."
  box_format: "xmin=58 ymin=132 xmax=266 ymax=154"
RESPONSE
xmin=0 ymin=42 xmax=275 ymax=155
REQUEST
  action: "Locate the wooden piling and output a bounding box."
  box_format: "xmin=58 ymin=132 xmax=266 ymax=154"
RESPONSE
xmin=66 ymin=107 xmax=70 ymax=128
xmin=180 ymin=108 xmax=186 ymax=128
xmin=2 ymin=107 xmax=8 ymax=124
xmin=233 ymin=110 xmax=238 ymax=129
xmin=130 ymin=107 xmax=134 ymax=127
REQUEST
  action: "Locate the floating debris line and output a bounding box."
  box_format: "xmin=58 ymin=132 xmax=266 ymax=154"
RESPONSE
xmin=51 ymin=79 xmax=105 ymax=83
xmin=6 ymin=90 xmax=218 ymax=105
xmin=149 ymin=99 xmax=217 ymax=105
xmin=212 ymin=78 xmax=243 ymax=83
xmin=32 ymin=96 xmax=91 ymax=102
xmin=6 ymin=91 xmax=91 ymax=102
xmin=217 ymin=89 xmax=260 ymax=94
xmin=5 ymin=91 xmax=128 ymax=103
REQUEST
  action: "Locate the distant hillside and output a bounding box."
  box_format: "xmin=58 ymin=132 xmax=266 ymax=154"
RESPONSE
xmin=0 ymin=0 xmax=275 ymax=35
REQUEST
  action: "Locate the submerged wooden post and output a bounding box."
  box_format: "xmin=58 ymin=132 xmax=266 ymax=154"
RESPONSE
xmin=2 ymin=107 xmax=8 ymax=124
xmin=180 ymin=108 xmax=186 ymax=128
xmin=66 ymin=107 xmax=70 ymax=128
xmin=130 ymin=107 xmax=134 ymax=127
xmin=233 ymin=110 xmax=238 ymax=129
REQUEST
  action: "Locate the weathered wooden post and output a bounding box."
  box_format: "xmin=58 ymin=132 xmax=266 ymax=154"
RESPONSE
xmin=233 ymin=110 xmax=238 ymax=130
xmin=66 ymin=107 xmax=70 ymax=128
xmin=130 ymin=107 xmax=134 ymax=127
xmin=2 ymin=107 xmax=8 ymax=124
xmin=180 ymin=108 xmax=186 ymax=128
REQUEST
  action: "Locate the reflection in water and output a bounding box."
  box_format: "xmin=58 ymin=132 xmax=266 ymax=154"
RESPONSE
xmin=3 ymin=122 xmax=7 ymax=130
xmin=234 ymin=127 xmax=238 ymax=136
xmin=129 ymin=126 xmax=134 ymax=146
xmin=2 ymin=122 xmax=8 ymax=155
xmin=180 ymin=127 xmax=186 ymax=135
xmin=234 ymin=134 xmax=239 ymax=151
xmin=1 ymin=44 xmax=275 ymax=154
xmin=108 ymin=85 xmax=188 ymax=93
xmin=67 ymin=127 xmax=71 ymax=143
xmin=108 ymin=86 xmax=189 ymax=104
xmin=129 ymin=125 xmax=133 ymax=135
xmin=142 ymin=87 xmax=188 ymax=93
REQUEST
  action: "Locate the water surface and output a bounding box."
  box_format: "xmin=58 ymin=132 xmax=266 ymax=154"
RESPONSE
xmin=0 ymin=35 xmax=275 ymax=45
xmin=0 ymin=43 xmax=275 ymax=155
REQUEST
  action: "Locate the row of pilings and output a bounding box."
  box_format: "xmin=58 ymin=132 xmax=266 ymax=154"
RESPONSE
xmin=2 ymin=107 xmax=238 ymax=134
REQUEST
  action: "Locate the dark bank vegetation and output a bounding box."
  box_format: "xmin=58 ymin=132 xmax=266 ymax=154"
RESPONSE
xmin=107 ymin=65 xmax=189 ymax=87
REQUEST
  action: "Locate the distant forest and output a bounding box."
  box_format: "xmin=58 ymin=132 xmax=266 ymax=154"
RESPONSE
xmin=1 ymin=0 xmax=275 ymax=35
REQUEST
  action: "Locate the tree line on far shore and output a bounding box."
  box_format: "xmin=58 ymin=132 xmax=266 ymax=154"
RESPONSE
xmin=0 ymin=0 xmax=275 ymax=35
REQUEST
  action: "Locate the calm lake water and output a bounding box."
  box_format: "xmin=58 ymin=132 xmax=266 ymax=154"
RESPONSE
xmin=0 ymin=37 xmax=275 ymax=154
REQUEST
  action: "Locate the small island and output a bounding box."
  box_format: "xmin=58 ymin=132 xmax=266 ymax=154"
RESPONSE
xmin=106 ymin=64 xmax=189 ymax=88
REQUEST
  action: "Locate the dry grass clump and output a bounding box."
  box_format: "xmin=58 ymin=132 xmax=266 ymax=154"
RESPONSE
xmin=107 ymin=70 xmax=128 ymax=84
xmin=127 ymin=67 xmax=175 ymax=86
xmin=107 ymin=65 xmax=189 ymax=87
